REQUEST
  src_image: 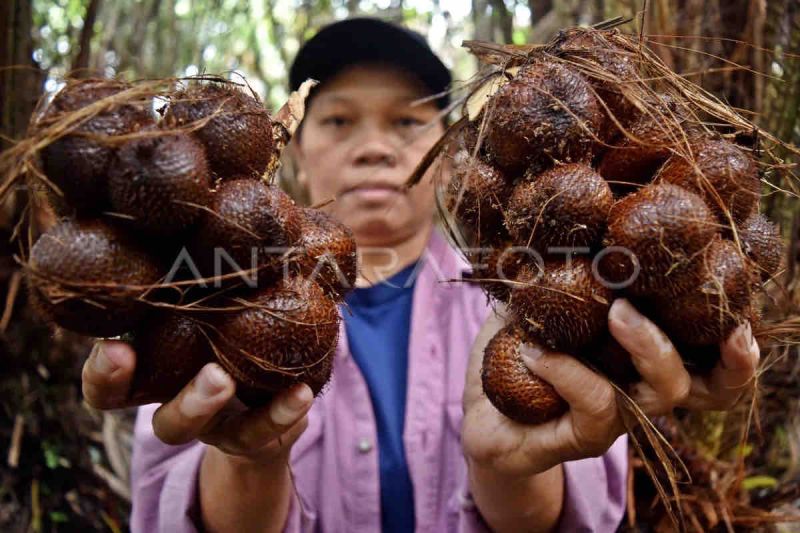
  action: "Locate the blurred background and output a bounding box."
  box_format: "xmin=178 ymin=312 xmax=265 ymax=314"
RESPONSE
xmin=1 ymin=0 xmax=800 ymax=531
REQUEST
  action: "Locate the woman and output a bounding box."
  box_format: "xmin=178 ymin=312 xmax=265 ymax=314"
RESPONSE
xmin=82 ymin=18 xmax=760 ymax=532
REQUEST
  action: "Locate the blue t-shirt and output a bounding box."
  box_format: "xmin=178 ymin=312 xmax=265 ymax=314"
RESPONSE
xmin=343 ymin=262 xmax=417 ymax=533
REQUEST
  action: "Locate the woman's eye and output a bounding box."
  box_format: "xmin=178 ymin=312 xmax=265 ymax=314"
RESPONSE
xmin=321 ymin=116 xmax=351 ymax=127
xmin=395 ymin=116 xmax=424 ymax=128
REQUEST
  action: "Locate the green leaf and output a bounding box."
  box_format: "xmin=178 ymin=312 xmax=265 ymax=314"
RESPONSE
xmin=50 ymin=511 xmax=69 ymax=523
xmin=742 ymin=475 xmax=778 ymax=491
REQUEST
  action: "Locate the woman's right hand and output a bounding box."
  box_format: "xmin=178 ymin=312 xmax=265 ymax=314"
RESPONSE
xmin=81 ymin=339 xmax=313 ymax=463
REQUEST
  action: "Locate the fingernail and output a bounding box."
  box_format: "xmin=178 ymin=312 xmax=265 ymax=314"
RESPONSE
xmin=196 ymin=364 xmax=230 ymax=398
xmin=611 ymin=299 xmax=642 ymax=328
xmin=736 ymin=323 xmax=751 ymax=353
xmin=520 ymin=344 xmax=543 ymax=370
xmin=271 ymin=385 xmax=312 ymax=426
xmin=90 ymin=342 xmax=119 ymax=375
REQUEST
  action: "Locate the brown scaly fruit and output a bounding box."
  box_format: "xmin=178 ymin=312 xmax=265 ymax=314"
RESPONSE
xmin=165 ymin=83 xmax=276 ymax=179
xmin=26 ymin=218 xmax=162 ymax=337
xmin=190 ymin=179 xmax=301 ymax=286
xmin=109 ymin=131 xmax=212 ymax=235
xmin=464 ymin=244 xmax=526 ymax=303
xmin=291 ymin=208 xmax=358 ymax=300
xmin=597 ymin=101 xmax=695 ymax=193
xmin=484 ymin=60 xmax=605 ymax=175
xmin=657 ymin=138 xmax=760 ymax=225
xmin=649 ymin=238 xmax=758 ymax=346
xmin=555 ymin=28 xmax=640 ymax=130
xmin=599 ymin=183 xmax=718 ymax=298
xmin=505 ymin=163 xmax=613 ymax=252
xmin=38 ymin=79 xmax=152 ymax=212
xmin=481 ymin=323 xmax=567 ymax=425
xmin=129 ymin=311 xmax=215 ymax=404
xmin=737 ymin=213 xmax=782 ymax=281
xmin=508 ymin=257 xmax=613 ymax=352
xmin=212 ymin=277 xmax=339 ymax=406
xmin=446 ymin=152 xmax=512 ymax=245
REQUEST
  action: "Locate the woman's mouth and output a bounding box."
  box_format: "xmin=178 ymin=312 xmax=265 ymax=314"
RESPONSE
xmin=340 ymin=183 xmax=404 ymax=202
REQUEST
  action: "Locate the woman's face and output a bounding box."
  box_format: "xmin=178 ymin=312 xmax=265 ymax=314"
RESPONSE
xmin=294 ymin=64 xmax=445 ymax=247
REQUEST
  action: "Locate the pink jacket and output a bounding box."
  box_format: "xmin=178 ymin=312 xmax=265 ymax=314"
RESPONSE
xmin=130 ymin=230 xmax=627 ymax=532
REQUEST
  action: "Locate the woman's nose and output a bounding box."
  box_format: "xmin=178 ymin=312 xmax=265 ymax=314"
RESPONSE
xmin=353 ymin=141 xmax=398 ymax=167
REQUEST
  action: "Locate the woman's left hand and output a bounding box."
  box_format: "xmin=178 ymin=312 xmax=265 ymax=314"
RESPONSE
xmin=462 ymin=298 xmax=760 ymax=478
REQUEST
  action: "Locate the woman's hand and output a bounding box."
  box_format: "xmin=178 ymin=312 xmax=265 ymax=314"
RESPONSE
xmin=462 ymin=297 xmax=760 ymax=479
xmin=81 ymin=340 xmax=313 ymax=463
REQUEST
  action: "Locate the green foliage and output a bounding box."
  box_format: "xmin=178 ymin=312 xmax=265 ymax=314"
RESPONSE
xmin=29 ymin=0 xmax=565 ymax=108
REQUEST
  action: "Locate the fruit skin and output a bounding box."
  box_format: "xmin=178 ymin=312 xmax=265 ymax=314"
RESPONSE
xmin=212 ymin=277 xmax=339 ymax=404
xmin=109 ymin=132 xmax=212 ymax=235
xmin=27 ymin=218 xmax=162 ymax=337
xmin=129 ymin=311 xmax=215 ymax=404
xmin=481 ymin=323 xmax=567 ymax=425
xmin=599 ymin=183 xmax=718 ymax=298
xmin=555 ymin=29 xmax=640 ymax=129
xmin=597 ymin=105 xmax=694 ymax=193
xmin=190 ymin=179 xmax=301 ymax=287
xmin=657 ymin=138 xmax=760 ymax=225
xmin=649 ymin=238 xmax=758 ymax=346
xmin=505 ymin=163 xmax=613 ymax=252
xmin=291 ymin=208 xmax=358 ymax=300
xmin=165 ymin=83 xmax=275 ymax=179
xmin=38 ymin=79 xmax=152 ymax=212
xmin=738 ymin=213 xmax=782 ymax=281
xmin=464 ymin=243 xmax=527 ymax=303
xmin=446 ymin=153 xmax=512 ymax=245
xmin=484 ymin=60 xmax=604 ymax=175
xmin=508 ymin=257 xmax=613 ymax=352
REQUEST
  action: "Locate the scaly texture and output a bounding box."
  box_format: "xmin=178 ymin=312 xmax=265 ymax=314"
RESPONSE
xmin=166 ymin=83 xmax=275 ymax=179
xmin=447 ymin=153 xmax=512 ymax=245
xmin=27 ymin=218 xmax=162 ymax=337
xmin=650 ymin=238 xmax=758 ymax=346
xmin=508 ymin=257 xmax=612 ymax=352
xmin=191 ymin=179 xmax=301 ymax=285
xmin=600 ymin=183 xmax=718 ymax=297
xmin=464 ymin=243 xmax=526 ymax=303
xmin=481 ymin=324 xmax=567 ymax=425
xmin=109 ymin=132 xmax=212 ymax=235
xmin=38 ymin=79 xmax=152 ymax=212
xmin=292 ymin=208 xmax=358 ymax=300
xmin=657 ymin=138 xmax=760 ymax=225
xmin=598 ymin=101 xmax=696 ymax=193
xmin=738 ymin=213 xmax=782 ymax=281
xmin=484 ymin=60 xmax=604 ymax=175
xmin=556 ymin=28 xmax=640 ymax=131
xmin=213 ymin=277 xmax=339 ymax=401
xmin=130 ymin=311 xmax=215 ymax=404
xmin=505 ymin=163 xmax=613 ymax=252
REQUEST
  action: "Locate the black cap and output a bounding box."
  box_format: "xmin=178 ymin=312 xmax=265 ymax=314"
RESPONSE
xmin=289 ymin=17 xmax=451 ymax=109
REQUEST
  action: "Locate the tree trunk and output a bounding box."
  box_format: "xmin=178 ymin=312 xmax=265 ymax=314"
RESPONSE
xmin=72 ymin=0 xmax=102 ymax=77
xmin=489 ymin=0 xmax=514 ymax=43
xmin=0 ymin=0 xmax=43 ymax=151
xmin=528 ymin=0 xmax=553 ymax=22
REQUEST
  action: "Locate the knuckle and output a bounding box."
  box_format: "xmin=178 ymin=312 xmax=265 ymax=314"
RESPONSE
xmin=670 ymin=374 xmax=692 ymax=405
xmin=585 ymin=380 xmax=617 ymax=421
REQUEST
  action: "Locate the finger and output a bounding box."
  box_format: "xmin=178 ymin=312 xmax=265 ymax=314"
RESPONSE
xmin=465 ymin=305 xmax=508 ymax=409
xmin=522 ymin=349 xmax=623 ymax=445
xmin=205 ymin=383 xmax=313 ymax=455
xmin=683 ymin=322 xmax=759 ymax=410
xmin=82 ymin=340 xmax=136 ymax=409
xmin=609 ymin=299 xmax=691 ymax=409
xmin=152 ymin=363 xmax=236 ymax=445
